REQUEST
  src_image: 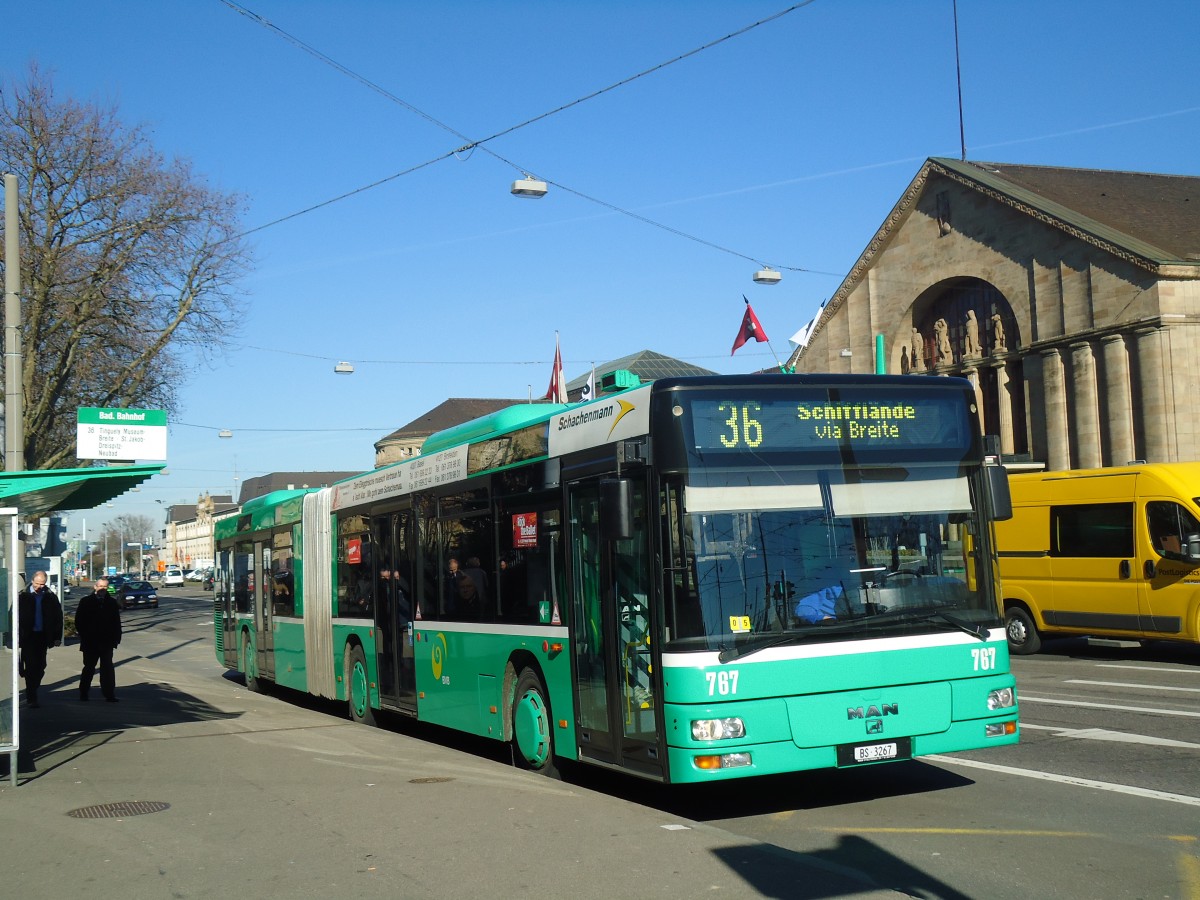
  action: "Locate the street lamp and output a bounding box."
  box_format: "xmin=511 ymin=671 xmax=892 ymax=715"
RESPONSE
xmin=127 ymin=541 xmax=147 ymax=577
xmin=510 ymin=174 xmax=548 ymax=198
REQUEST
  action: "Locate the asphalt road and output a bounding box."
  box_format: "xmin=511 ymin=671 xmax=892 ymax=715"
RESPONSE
xmin=10 ymin=584 xmax=1199 ymax=899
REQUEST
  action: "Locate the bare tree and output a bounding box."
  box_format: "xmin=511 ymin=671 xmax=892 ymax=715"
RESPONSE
xmin=0 ymin=64 xmax=252 ymax=469
xmin=98 ymin=513 xmax=158 ymax=573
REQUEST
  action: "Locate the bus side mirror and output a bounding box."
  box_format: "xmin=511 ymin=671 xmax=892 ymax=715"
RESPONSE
xmin=986 ymin=465 xmax=1012 ymax=521
xmin=600 ymin=477 xmax=634 ymax=541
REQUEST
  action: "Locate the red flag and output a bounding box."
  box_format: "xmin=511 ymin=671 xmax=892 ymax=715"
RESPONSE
xmin=731 ymin=297 xmax=770 ymax=355
xmin=545 ymin=334 xmax=567 ymax=402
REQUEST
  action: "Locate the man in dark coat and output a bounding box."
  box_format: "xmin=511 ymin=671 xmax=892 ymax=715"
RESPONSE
xmin=74 ymin=577 xmax=122 ymax=702
xmin=17 ymin=570 xmax=63 ymax=708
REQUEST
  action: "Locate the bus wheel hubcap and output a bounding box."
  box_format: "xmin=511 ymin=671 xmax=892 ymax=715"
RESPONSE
xmin=352 ymin=663 xmax=368 ymax=716
xmin=514 ymin=690 xmax=550 ymax=766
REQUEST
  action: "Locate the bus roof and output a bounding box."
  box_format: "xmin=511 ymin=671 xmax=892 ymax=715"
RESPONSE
xmin=239 ymin=488 xmax=312 ymax=514
xmin=420 ymin=402 xmax=571 ymax=455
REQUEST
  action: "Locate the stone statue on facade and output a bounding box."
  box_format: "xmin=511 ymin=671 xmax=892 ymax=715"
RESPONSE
xmin=991 ymin=313 xmax=1007 ymax=351
xmin=910 ymin=327 xmax=924 ymax=372
xmin=934 ymin=317 xmax=952 ymax=364
xmin=964 ymin=310 xmax=981 ymax=358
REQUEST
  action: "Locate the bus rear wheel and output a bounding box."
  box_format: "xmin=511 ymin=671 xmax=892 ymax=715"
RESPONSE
xmin=511 ymin=668 xmax=556 ymax=776
xmin=1005 ymin=605 xmax=1042 ymax=655
xmin=347 ymin=645 xmax=376 ymax=726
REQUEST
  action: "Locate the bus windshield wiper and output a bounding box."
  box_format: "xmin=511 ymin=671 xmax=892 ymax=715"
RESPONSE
xmin=718 ymin=634 xmax=799 ymax=663
xmin=869 ymin=607 xmax=990 ymax=641
xmin=717 ymin=622 xmax=861 ymax=663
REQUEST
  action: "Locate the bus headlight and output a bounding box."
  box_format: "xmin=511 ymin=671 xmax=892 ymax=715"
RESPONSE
xmin=691 ymin=717 xmax=746 ymax=741
xmin=987 ymin=687 xmax=1015 ymax=710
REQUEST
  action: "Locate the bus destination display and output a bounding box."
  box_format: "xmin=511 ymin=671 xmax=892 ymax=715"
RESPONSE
xmin=689 ymin=393 xmax=971 ymax=453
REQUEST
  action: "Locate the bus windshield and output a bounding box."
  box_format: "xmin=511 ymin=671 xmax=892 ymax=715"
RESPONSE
xmin=665 ymin=463 xmax=993 ymax=652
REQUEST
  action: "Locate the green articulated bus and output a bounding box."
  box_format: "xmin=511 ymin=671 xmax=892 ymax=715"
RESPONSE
xmin=214 ymin=373 xmax=1019 ymax=783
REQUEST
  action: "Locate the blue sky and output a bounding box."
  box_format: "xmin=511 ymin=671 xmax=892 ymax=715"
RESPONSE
xmin=8 ymin=0 xmax=1199 ymax=538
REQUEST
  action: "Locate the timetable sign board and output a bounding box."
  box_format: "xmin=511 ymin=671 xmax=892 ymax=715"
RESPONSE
xmin=77 ymin=407 xmax=168 ymax=461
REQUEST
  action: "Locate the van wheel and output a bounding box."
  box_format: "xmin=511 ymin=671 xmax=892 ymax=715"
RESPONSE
xmin=1005 ymin=606 xmax=1042 ymax=655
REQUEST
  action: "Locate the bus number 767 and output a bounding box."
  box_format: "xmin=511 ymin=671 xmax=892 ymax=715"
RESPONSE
xmin=706 ymin=670 xmax=739 ymax=696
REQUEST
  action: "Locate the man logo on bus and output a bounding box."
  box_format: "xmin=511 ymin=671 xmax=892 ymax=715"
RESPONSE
xmin=431 ymin=633 xmax=448 ymax=682
xmin=847 ymin=703 xmax=898 ymax=720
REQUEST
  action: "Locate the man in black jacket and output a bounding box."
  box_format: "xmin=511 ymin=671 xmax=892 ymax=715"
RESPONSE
xmin=74 ymin=577 xmax=122 ymax=702
xmin=17 ymin=570 xmax=63 ymax=708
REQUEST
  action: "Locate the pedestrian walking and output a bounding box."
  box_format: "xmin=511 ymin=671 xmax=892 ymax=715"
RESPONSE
xmin=74 ymin=577 xmax=122 ymax=702
xmin=17 ymin=570 xmax=63 ymax=708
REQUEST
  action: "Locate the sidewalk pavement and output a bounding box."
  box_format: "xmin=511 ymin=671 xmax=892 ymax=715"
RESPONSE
xmin=2 ymin=634 xmax=907 ymax=899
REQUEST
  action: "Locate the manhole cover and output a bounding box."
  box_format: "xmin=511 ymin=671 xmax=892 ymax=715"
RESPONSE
xmin=67 ymin=801 xmax=171 ymax=819
xmin=408 ymin=777 xmax=454 ymax=784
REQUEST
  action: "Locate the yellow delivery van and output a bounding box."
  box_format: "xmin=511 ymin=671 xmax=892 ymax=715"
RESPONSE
xmin=996 ymin=462 xmax=1200 ymax=654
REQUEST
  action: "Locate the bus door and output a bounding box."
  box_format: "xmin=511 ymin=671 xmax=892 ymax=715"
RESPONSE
xmin=373 ymin=510 xmax=417 ymax=713
xmin=218 ymin=548 xmax=237 ymax=668
xmin=255 ymin=542 xmax=275 ymax=681
xmin=567 ymin=474 xmax=662 ymax=777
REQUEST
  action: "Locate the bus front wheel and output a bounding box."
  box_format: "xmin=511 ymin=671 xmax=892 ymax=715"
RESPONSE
xmin=511 ymin=668 xmax=556 ymax=776
xmin=1005 ymin=605 xmax=1042 ymax=655
xmin=347 ymin=645 xmax=376 ymax=726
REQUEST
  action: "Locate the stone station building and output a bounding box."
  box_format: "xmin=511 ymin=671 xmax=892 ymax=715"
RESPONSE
xmin=787 ymin=158 xmax=1200 ymax=470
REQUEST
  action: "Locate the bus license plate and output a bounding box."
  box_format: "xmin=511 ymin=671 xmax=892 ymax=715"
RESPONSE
xmin=854 ymin=742 xmax=897 ymax=763
xmin=836 ymin=736 xmax=910 ymax=767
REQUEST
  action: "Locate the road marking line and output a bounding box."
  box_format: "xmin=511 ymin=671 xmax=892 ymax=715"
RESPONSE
xmin=1095 ymin=663 xmax=1200 ymax=677
xmin=1178 ymin=851 xmax=1200 ymax=900
xmin=924 ymin=755 xmax=1200 ymax=807
xmin=1066 ymin=679 xmax=1200 ymax=694
xmin=1019 ymin=722 xmax=1200 ymax=748
xmin=810 ymin=826 xmax=1099 ymax=837
xmin=1018 ymin=694 xmax=1200 ymax=718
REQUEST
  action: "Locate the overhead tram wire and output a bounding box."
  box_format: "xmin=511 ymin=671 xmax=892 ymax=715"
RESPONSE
xmin=219 ymin=0 xmax=821 ymax=273
xmin=175 ymin=422 xmax=393 ymax=433
xmin=222 ymin=0 xmax=818 ymax=151
xmin=230 ymin=341 xmax=781 ymax=369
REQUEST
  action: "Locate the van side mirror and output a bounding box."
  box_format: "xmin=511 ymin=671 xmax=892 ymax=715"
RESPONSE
xmin=1187 ymin=534 xmax=1200 ymax=562
xmin=600 ymin=477 xmax=634 ymax=541
xmin=985 ymin=465 xmax=1012 ymax=521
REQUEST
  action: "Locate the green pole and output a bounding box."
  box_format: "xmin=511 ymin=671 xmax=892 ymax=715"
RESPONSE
xmin=875 ymin=333 xmax=886 ymax=375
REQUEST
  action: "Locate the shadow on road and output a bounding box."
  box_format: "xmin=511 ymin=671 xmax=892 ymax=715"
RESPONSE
xmin=709 ymin=833 xmax=972 ymax=899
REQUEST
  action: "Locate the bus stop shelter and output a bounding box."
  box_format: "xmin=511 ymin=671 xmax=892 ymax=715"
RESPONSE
xmin=1 ymin=464 xmax=164 ymax=785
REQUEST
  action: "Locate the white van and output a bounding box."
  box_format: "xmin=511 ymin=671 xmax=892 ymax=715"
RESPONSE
xmin=163 ymin=566 xmax=185 ymax=587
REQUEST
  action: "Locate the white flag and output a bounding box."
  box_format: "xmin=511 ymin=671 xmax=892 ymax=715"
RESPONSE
xmin=580 ymin=366 xmax=596 ymax=403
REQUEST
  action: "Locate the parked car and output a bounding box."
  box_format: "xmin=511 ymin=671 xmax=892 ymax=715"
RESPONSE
xmin=114 ymin=579 xmax=159 ymax=609
xmin=163 ymin=566 xmax=185 ymax=587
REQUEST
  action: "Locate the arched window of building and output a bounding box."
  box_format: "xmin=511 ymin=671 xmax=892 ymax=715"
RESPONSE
xmin=909 ymin=278 xmax=1028 ymax=458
